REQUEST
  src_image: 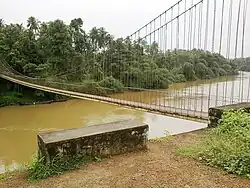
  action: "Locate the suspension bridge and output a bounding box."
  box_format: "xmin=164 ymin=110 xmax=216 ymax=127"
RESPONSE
xmin=0 ymin=0 xmax=249 ymax=121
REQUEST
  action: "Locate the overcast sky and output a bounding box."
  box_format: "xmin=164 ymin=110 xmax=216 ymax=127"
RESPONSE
xmin=1 ymin=0 xmax=178 ymax=37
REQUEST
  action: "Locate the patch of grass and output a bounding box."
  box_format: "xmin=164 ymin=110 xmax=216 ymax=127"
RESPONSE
xmin=177 ymin=145 xmax=199 ymax=157
xmin=26 ymin=153 xmax=100 ymax=181
xmin=178 ymin=110 xmax=250 ymax=179
xmin=0 ymin=153 xmax=103 ymax=182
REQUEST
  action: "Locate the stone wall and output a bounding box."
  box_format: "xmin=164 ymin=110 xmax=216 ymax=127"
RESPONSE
xmin=38 ymin=120 xmax=149 ymax=162
xmin=208 ymin=102 xmax=250 ymax=127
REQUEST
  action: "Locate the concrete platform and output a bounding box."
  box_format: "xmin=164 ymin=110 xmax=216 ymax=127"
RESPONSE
xmin=38 ymin=120 xmax=149 ymax=162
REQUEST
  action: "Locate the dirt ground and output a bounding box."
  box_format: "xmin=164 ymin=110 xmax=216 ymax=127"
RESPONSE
xmin=0 ymin=129 xmax=249 ymax=188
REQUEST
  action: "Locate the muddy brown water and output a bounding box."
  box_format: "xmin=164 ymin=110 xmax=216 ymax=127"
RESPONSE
xmin=0 ymin=72 xmax=249 ymax=173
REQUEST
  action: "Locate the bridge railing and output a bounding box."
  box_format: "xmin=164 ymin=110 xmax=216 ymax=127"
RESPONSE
xmin=125 ymin=0 xmax=250 ymax=116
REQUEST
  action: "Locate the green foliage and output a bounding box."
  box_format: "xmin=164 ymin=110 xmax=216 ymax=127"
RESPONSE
xmin=182 ymin=62 xmax=196 ymax=81
xmin=0 ymin=17 xmax=238 ymax=106
xmin=195 ymin=62 xmax=209 ymax=79
xmin=27 ymin=153 xmax=95 ymax=181
xmin=234 ymin=57 xmax=250 ymax=72
xmin=0 ymin=79 xmax=65 ymax=106
xmin=23 ymin=63 xmax=37 ymax=77
xmin=99 ymin=76 xmax=124 ymax=93
xmin=174 ymin=74 xmax=186 ymax=83
xmin=179 ymin=110 xmax=250 ymax=178
xmin=0 ymin=92 xmax=24 ymax=105
xmin=72 ymin=80 xmax=107 ymax=95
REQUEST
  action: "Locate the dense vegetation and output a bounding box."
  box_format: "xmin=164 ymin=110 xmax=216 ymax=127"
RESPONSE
xmin=179 ymin=110 xmax=250 ymax=179
xmin=234 ymin=57 xmax=250 ymax=72
xmin=0 ymin=79 xmax=65 ymax=107
xmin=0 ymin=17 xmax=238 ymax=105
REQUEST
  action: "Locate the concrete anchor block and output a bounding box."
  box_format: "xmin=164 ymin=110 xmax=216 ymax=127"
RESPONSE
xmin=38 ymin=120 xmax=149 ymax=163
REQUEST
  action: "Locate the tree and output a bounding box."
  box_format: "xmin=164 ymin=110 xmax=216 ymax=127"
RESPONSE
xmin=23 ymin=63 xmax=37 ymax=77
xmin=0 ymin=16 xmax=238 ymax=96
xmin=27 ymin=16 xmax=40 ymax=34
xmin=195 ymin=62 xmax=209 ymax=79
xmin=182 ymin=62 xmax=196 ymax=81
xmin=0 ymin=19 xmax=4 ymax=28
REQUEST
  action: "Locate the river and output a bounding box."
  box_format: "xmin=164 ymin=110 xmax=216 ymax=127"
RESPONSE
xmin=112 ymin=71 xmax=250 ymax=115
xmin=1 ymin=72 xmax=250 ymax=173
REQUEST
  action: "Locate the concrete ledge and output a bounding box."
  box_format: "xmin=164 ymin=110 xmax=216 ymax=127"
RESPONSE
xmin=38 ymin=120 xmax=149 ymax=162
xmin=208 ymin=102 xmax=250 ymax=127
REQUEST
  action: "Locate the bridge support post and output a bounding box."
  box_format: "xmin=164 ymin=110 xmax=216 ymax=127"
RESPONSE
xmin=208 ymin=102 xmax=250 ymax=127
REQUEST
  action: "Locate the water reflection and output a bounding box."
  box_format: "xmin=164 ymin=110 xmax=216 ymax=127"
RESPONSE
xmin=112 ymin=72 xmax=250 ymax=114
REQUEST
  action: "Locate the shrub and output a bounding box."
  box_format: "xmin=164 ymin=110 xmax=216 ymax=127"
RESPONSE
xmin=179 ymin=110 xmax=250 ymax=178
xmin=174 ymin=74 xmax=186 ymax=83
xmin=27 ymin=153 xmax=95 ymax=181
xmin=99 ymin=76 xmax=124 ymax=93
xmin=0 ymin=92 xmax=24 ymax=105
xmin=76 ymin=80 xmax=107 ymax=95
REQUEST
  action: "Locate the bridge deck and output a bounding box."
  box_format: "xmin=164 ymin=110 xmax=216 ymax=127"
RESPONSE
xmin=0 ymin=74 xmax=208 ymax=120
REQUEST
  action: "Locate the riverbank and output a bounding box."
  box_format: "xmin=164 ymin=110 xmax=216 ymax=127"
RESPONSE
xmin=0 ymin=79 xmax=69 ymax=107
xmin=0 ymin=71 xmax=242 ymax=109
xmin=1 ymin=129 xmax=249 ymax=188
xmin=0 ymin=98 xmax=67 ymax=108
